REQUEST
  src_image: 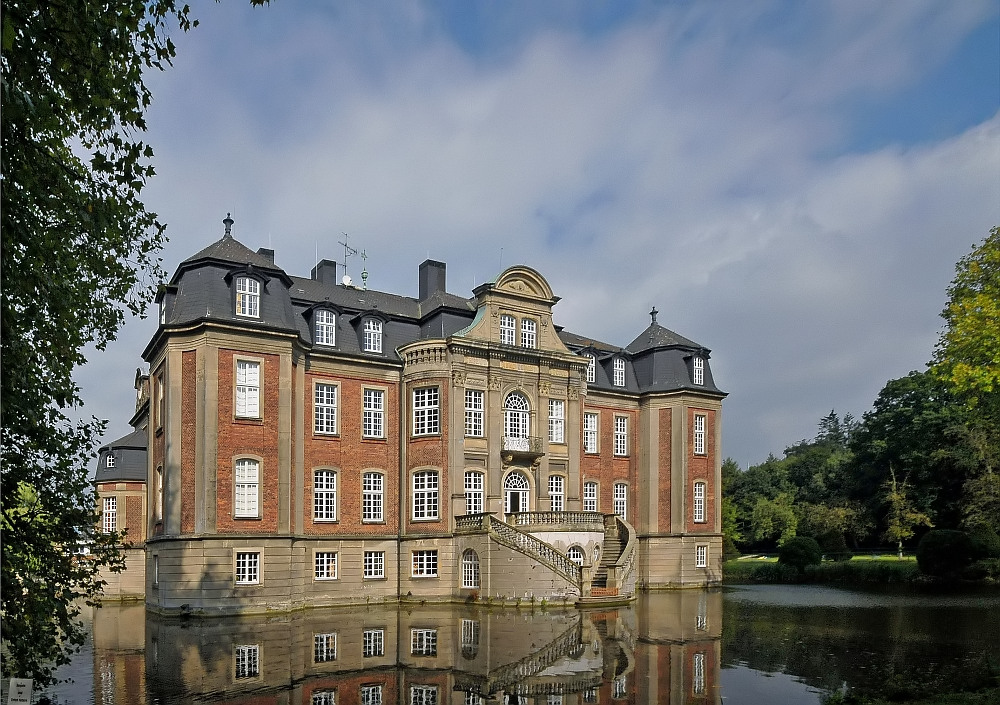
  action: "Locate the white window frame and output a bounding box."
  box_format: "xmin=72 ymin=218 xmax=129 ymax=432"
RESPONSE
xmin=521 ymin=318 xmax=536 ymax=348
xmin=312 ymin=692 xmax=335 ymax=705
xmin=693 ymin=481 xmax=706 ymax=523
xmin=412 ymin=387 xmax=439 ymax=436
xmin=412 ymin=470 xmax=439 ymax=520
xmin=613 ymin=357 xmax=626 ymax=387
xmin=313 ymin=632 xmax=337 ymax=663
xmin=235 ymin=276 xmax=260 ymax=318
xmin=583 ymin=412 xmax=598 ymax=454
xmin=693 ymin=356 xmax=704 ymax=385
xmin=235 ymin=359 xmax=260 ymax=418
xmin=234 ymin=458 xmax=260 ymax=518
xmin=313 ymin=469 xmax=337 ymax=521
xmin=363 ymin=551 xmax=385 ymax=579
xmin=411 ymin=550 xmax=438 ymax=577
xmin=614 ymin=415 xmax=628 ymax=456
xmin=693 ymin=651 xmax=706 ymax=694
xmin=314 ymin=382 xmax=338 ymax=435
xmin=362 ymin=472 xmax=384 ymax=522
xmin=567 ymin=546 xmax=584 ymax=565
xmin=462 ymin=549 xmax=480 ymax=588
xmin=694 ymin=414 xmax=706 ymax=455
xmin=234 ymin=644 xmax=260 ymax=679
xmin=362 ymin=629 xmax=384 ymax=658
xmin=464 ymin=389 xmax=484 ymax=437
xmin=410 ymin=629 xmax=438 ymax=656
xmin=106 ymin=454 xmax=115 ymax=468
xmin=235 ymin=551 xmax=260 ymax=585
xmin=504 ymin=392 xmax=530 ymax=439
xmin=464 ymin=471 xmax=484 ymax=515
xmin=586 ymin=354 xmax=596 ymax=383
xmin=548 ymin=474 xmax=565 ymax=512
xmin=613 ymin=483 xmax=627 ymax=520
xmin=583 ymin=482 xmax=598 ymax=512
xmin=102 ymin=496 xmax=117 ymax=533
xmin=548 ymin=399 xmax=565 ymax=444
xmin=314 ymin=551 xmax=338 ymax=580
xmin=314 ymin=309 xmax=336 ymax=346
xmin=695 ymin=544 xmax=708 ymax=568
xmin=363 ymin=318 xmax=383 ymax=353
xmin=499 ymin=314 xmax=516 ymax=345
xmin=410 ymin=685 xmax=438 ymax=704
xmin=363 ymin=388 xmax=384 ymax=438
xmin=360 ymin=685 xmax=383 ymax=705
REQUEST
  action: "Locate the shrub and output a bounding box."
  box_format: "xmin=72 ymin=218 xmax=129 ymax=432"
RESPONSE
xmin=722 ymin=535 xmax=741 ymax=561
xmin=916 ymin=530 xmax=974 ymax=579
xmin=778 ymin=536 xmax=823 ymax=574
xmin=969 ymin=525 xmax=1000 ymax=560
xmin=723 ymin=559 xmax=800 ymax=584
xmin=817 ymin=530 xmax=852 ymax=562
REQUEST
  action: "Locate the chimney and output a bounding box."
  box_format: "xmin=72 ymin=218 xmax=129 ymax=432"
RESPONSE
xmin=419 ymin=259 xmax=446 ymax=300
xmin=311 ymin=259 xmax=339 ymax=284
xmin=256 ymin=248 xmax=275 ymax=264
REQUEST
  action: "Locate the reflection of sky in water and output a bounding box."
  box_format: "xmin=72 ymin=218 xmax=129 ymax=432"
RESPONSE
xmin=721 ymin=664 xmax=825 ymax=705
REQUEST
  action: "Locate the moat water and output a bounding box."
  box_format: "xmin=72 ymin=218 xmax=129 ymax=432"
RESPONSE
xmin=14 ymin=584 xmax=1000 ymax=704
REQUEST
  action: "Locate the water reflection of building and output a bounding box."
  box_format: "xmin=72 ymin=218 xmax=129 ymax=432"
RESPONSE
xmin=99 ymin=217 xmax=726 ymax=613
xmin=92 ymin=602 xmax=146 ymax=705
xmin=140 ymin=591 xmax=722 ymax=704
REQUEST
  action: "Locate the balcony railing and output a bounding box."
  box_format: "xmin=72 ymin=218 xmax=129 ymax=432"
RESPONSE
xmin=507 ymin=511 xmax=606 ymax=530
xmin=501 ymin=435 xmax=544 ymax=464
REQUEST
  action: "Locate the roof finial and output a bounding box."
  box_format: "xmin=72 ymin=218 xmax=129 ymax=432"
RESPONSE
xmin=650 ymin=306 xmax=658 ymax=325
xmin=223 ymin=213 xmax=234 ymax=239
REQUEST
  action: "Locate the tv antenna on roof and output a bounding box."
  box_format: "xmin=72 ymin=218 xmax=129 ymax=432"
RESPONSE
xmin=338 ymin=233 xmax=365 ymax=278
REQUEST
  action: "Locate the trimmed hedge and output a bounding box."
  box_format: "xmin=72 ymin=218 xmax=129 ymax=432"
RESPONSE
xmin=723 ymin=558 xmax=920 ymax=584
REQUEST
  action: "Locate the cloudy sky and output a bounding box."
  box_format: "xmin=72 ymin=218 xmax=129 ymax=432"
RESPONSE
xmin=80 ymin=0 xmax=999 ymax=468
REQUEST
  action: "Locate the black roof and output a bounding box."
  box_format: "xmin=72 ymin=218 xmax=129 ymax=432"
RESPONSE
xmin=96 ymin=428 xmax=147 ymax=483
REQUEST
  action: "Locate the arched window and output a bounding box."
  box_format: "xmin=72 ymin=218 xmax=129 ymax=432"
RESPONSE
xmin=464 ymin=471 xmax=484 ymax=515
xmin=613 ymin=482 xmax=627 ymax=520
xmin=362 ymin=471 xmax=384 ymax=522
xmin=693 ymin=481 xmax=707 ymax=523
xmin=504 ymin=392 xmax=530 ymax=439
xmin=235 ymin=458 xmax=260 ymax=518
xmin=504 ymin=471 xmax=530 ymax=513
xmin=462 ymin=549 xmax=480 ymax=588
xmin=567 ymin=546 xmax=584 ymax=565
xmin=548 ymin=474 xmax=565 ymax=512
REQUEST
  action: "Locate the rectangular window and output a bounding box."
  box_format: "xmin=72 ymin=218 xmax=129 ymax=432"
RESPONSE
xmin=410 ymin=686 xmax=438 ymax=705
xmin=234 ymin=644 xmax=259 ymax=679
xmin=694 ymin=414 xmax=706 ymax=455
xmin=106 ymin=454 xmax=115 ymax=468
xmin=314 ymin=551 xmax=338 ymax=580
xmin=235 ymin=359 xmax=260 ymax=418
xmin=363 ymin=551 xmax=385 ymax=579
xmin=235 ymin=277 xmax=260 ymax=318
xmin=696 ymin=544 xmax=708 ymax=568
xmin=693 ymin=356 xmax=704 ymax=385
xmin=583 ymin=413 xmax=598 ymax=453
xmin=548 ymin=475 xmax=564 ymax=512
xmin=315 ymin=309 xmax=336 ymax=346
xmin=613 ymin=358 xmax=626 ymax=387
xmin=412 ymin=387 xmax=439 ymax=436
xmin=155 ymin=371 xmax=165 ymax=428
xmin=499 ymin=314 xmax=516 ymax=345
xmin=548 ymin=400 xmax=565 ymax=443
xmin=412 ymin=550 xmax=438 ymax=577
xmin=235 ymin=458 xmax=260 ymax=518
xmin=363 ymin=389 xmax=385 ymax=438
xmin=464 ymin=389 xmax=484 ymax=437
xmin=462 ymin=550 xmax=480 ymax=588
xmin=614 ymin=416 xmax=628 ymax=456
xmin=312 ymin=692 xmax=335 ymax=705
xmin=362 ymin=629 xmax=384 ymax=657
xmin=410 ymin=629 xmax=437 ymax=656
xmin=613 ymin=483 xmax=627 ymax=520
xmin=313 ymin=633 xmax=337 ymax=663
xmin=314 ymin=382 xmax=338 ymax=435
xmin=412 ymin=471 xmax=439 ymax=520
xmin=102 ymin=496 xmax=117 ymax=533
xmin=313 ymin=469 xmax=337 ymax=521
xmin=363 ymin=318 xmax=383 ymax=353
xmin=235 ymin=551 xmax=260 ymax=585
xmin=360 ymin=685 xmax=382 ymax=705
xmin=693 ymin=652 xmax=706 ymax=694
xmin=461 ymin=619 xmax=480 ymax=652
xmin=521 ymin=318 xmax=536 ymax=348
xmin=464 ymin=471 xmax=484 ymax=515
xmin=693 ymin=482 xmax=706 ymax=523
xmin=362 ymin=472 xmax=384 ymax=522
xmin=586 ymin=354 xmax=596 ymax=383
xmin=583 ymin=482 xmax=598 ymax=513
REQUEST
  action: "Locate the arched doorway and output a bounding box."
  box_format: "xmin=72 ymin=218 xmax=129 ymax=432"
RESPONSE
xmin=504 ymin=471 xmax=530 ymax=514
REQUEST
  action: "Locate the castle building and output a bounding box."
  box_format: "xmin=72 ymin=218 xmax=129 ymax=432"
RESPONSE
xmin=130 ymin=216 xmax=725 ymax=614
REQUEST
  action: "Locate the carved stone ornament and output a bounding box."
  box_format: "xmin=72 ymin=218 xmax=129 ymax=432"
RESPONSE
xmin=489 ymin=375 xmax=503 ymax=391
xmin=452 ymin=370 xmax=467 ymax=386
xmin=538 ymin=381 xmax=551 ymax=396
xmin=567 ymin=385 xmax=580 ymax=400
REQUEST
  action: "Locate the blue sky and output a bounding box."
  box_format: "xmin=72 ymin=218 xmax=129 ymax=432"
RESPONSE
xmin=81 ymin=0 xmax=1000 ymax=467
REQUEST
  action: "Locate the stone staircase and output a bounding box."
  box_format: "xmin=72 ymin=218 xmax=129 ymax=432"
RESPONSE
xmin=591 ymin=531 xmax=622 ymax=589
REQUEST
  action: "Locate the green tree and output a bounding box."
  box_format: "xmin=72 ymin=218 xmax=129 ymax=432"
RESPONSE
xmin=751 ymin=492 xmax=798 ymax=547
xmin=883 ymin=466 xmax=933 ymax=558
xmin=1 ymin=0 xmax=204 ymax=685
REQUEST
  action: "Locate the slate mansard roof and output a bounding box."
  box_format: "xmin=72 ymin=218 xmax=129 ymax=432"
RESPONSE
xmin=96 ymin=428 xmax=148 ymax=484
xmin=149 ymin=220 xmax=725 ymax=397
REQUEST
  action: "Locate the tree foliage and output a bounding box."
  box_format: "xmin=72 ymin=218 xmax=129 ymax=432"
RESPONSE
xmin=882 ymin=466 xmax=933 ymax=558
xmin=1 ymin=0 xmax=198 ymax=685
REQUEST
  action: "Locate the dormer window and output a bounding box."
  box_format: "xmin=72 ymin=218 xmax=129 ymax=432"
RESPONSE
xmin=613 ymin=357 xmax=626 ymax=387
xmin=499 ymin=314 xmax=516 ymax=346
xmin=235 ymin=276 xmax=260 ymax=318
xmin=363 ymin=318 xmax=383 ymax=353
xmin=314 ymin=309 xmax=336 ymax=346
xmin=106 ymin=454 xmax=115 ymax=468
xmin=521 ymin=319 xmax=537 ymax=348
xmin=585 ymin=354 xmax=596 ymax=383
xmin=693 ymin=356 xmax=704 ymax=385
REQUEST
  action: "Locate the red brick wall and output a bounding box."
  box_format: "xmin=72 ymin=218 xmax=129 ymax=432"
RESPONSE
xmin=405 ymin=379 xmax=449 ymax=534
xmin=659 ymin=407 xmax=673 ymax=528
xmin=125 ymin=495 xmax=144 ymax=542
xmin=303 ymin=372 xmax=400 ymax=535
xmin=216 ymin=348 xmax=281 ymax=534
xmin=579 ymin=403 xmax=637 ymax=522
xmin=686 ymin=407 xmax=717 ymax=533
xmin=181 ymin=350 xmax=197 ymax=534
xmin=301 ymin=673 xmax=399 ymax=705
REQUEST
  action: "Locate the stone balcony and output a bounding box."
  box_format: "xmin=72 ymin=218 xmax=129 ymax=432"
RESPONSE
xmin=504 ymin=511 xmax=606 ymax=532
xmin=501 ymin=435 xmax=544 ymax=465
